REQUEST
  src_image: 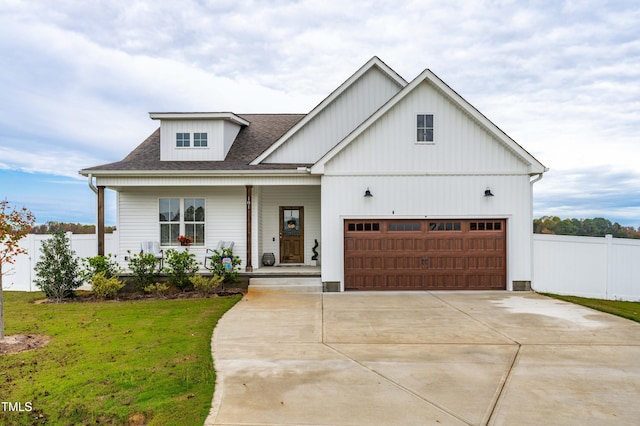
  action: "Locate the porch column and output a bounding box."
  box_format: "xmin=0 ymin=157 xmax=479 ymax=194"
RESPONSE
xmin=245 ymin=185 xmax=253 ymax=272
xmin=97 ymin=186 xmax=105 ymax=256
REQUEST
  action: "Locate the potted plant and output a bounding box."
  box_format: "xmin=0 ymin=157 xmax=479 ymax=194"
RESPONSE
xmin=178 ymin=235 xmax=192 ymax=246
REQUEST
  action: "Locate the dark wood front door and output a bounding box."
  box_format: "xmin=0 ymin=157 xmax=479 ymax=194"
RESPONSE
xmin=280 ymin=207 xmax=304 ymax=263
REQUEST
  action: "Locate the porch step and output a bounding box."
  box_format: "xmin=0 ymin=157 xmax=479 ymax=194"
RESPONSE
xmin=248 ymin=277 xmax=322 ymax=293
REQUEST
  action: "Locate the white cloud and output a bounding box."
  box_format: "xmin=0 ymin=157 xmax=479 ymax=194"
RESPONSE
xmin=0 ymin=0 xmax=639 ymax=225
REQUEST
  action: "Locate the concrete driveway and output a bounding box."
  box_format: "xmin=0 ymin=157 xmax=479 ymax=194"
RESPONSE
xmin=205 ymin=288 xmax=640 ymax=425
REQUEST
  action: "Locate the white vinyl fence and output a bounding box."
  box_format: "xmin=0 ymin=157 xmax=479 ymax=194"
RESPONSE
xmin=533 ymin=234 xmax=640 ymax=301
xmin=5 ymin=232 xmax=640 ymax=301
xmin=3 ymin=233 xmax=118 ymax=292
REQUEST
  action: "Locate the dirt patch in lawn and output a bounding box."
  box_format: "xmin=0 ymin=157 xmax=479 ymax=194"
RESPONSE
xmin=0 ymin=334 xmax=51 ymax=355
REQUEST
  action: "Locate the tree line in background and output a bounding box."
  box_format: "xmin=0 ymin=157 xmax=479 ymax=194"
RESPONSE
xmin=23 ymin=218 xmax=640 ymax=239
xmin=534 ymin=216 xmax=640 ymax=239
xmin=30 ymin=221 xmax=116 ymax=234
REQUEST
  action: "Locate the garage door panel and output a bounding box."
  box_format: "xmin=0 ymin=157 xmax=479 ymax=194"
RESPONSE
xmin=345 ymin=219 xmax=506 ymax=291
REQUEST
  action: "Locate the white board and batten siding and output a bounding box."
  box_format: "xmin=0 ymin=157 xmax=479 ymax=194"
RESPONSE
xmin=263 ymin=66 xmax=404 ymax=164
xmin=318 ymin=79 xmax=536 ymax=290
xmin=320 ymin=175 xmax=534 ymax=290
xmin=159 ymin=119 xmax=242 ymax=161
xmin=323 ymin=81 xmax=531 ymax=175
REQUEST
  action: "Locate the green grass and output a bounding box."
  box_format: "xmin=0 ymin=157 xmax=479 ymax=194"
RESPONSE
xmin=543 ymin=293 xmax=640 ymax=323
xmin=0 ymin=291 xmax=241 ymax=425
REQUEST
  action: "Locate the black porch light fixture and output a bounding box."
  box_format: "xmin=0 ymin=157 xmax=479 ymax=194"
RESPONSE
xmin=364 ymin=188 xmax=373 ymax=198
xmin=484 ymin=188 xmax=494 ymax=197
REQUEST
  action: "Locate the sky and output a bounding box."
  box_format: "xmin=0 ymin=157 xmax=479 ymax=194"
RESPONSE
xmin=1 ymin=0 xmax=639 ymax=227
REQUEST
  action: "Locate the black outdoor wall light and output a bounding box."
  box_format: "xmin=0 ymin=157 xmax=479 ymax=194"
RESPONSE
xmin=484 ymin=188 xmax=494 ymax=197
xmin=364 ymin=188 xmax=373 ymax=197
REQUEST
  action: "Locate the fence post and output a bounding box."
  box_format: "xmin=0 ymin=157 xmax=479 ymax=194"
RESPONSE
xmin=605 ymin=234 xmax=613 ymax=300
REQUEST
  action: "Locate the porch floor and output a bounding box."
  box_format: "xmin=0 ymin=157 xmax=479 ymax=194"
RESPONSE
xmin=242 ymin=265 xmax=321 ymax=278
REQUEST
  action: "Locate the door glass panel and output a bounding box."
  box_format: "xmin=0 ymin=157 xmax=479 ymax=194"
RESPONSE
xmin=283 ymin=209 xmax=300 ymax=236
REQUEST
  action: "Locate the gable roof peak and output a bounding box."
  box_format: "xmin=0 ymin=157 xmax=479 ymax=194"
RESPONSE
xmin=250 ymin=56 xmax=407 ymax=165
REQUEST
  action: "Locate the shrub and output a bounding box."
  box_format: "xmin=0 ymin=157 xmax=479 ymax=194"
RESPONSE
xmin=143 ymin=282 xmax=169 ymax=297
xmin=127 ymin=251 xmax=160 ymax=291
xmin=163 ymin=249 xmax=200 ymax=290
xmin=34 ymin=232 xmax=82 ymax=301
xmin=206 ymin=247 xmax=241 ymax=283
xmin=190 ymin=274 xmax=223 ymax=297
xmin=91 ymin=271 xmax=124 ymax=299
xmin=81 ymin=254 xmax=121 ymax=281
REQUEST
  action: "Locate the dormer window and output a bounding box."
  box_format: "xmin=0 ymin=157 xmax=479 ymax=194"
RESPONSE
xmin=194 ymin=133 xmax=208 ymax=147
xmin=416 ymin=114 xmax=434 ymax=143
xmin=176 ymin=133 xmax=190 ymax=147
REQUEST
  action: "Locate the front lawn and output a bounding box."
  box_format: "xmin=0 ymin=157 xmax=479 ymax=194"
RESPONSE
xmin=543 ymin=293 xmax=640 ymax=323
xmin=0 ymin=291 xmax=241 ymax=425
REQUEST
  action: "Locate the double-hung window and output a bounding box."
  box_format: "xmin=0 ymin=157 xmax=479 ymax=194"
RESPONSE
xmin=159 ymin=198 xmax=181 ymax=245
xmin=176 ymin=133 xmax=190 ymax=147
xmin=194 ymin=133 xmax=208 ymax=147
xmin=159 ymin=198 xmax=205 ymax=246
xmin=416 ymin=114 xmax=434 ymax=143
xmin=184 ymin=198 xmax=205 ymax=245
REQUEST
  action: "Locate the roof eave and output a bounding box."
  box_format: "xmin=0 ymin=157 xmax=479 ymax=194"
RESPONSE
xmin=78 ymin=167 xmax=312 ymax=178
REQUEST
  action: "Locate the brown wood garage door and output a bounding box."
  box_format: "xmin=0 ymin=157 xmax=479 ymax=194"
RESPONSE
xmin=344 ymin=219 xmax=506 ymax=291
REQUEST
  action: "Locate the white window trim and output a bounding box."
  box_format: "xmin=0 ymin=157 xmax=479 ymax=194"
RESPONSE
xmin=158 ymin=197 xmax=206 ymax=247
xmin=175 ymin=132 xmax=210 ymax=149
xmin=415 ymin=112 xmax=436 ymax=145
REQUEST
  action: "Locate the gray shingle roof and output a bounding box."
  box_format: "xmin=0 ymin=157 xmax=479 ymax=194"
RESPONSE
xmin=82 ymin=114 xmax=308 ymax=172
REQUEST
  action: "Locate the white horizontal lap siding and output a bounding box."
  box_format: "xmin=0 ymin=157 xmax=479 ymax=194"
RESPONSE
xmin=117 ymin=187 xmax=247 ymax=270
xmin=207 ymin=187 xmax=246 ymax=267
xmin=160 ymin=120 xmax=224 ymax=161
xmin=324 ymin=81 xmax=529 ymax=175
xmin=265 ymin=67 xmax=403 ymax=164
xmin=259 ymin=186 xmax=321 ymax=266
xmin=320 ymin=175 xmax=533 ymax=289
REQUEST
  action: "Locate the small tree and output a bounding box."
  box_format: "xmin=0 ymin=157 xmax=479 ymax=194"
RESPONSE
xmin=0 ymin=200 xmax=35 ymax=339
xmin=163 ymin=249 xmax=200 ymax=290
xmin=34 ymin=232 xmax=83 ymax=302
xmin=127 ymin=251 xmax=161 ymax=291
xmin=81 ymin=254 xmax=121 ymax=281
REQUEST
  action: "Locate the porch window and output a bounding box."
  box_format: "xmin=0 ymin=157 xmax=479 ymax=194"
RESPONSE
xmin=159 ymin=198 xmax=180 ymax=245
xmin=184 ymin=198 xmax=205 ymax=245
xmin=159 ymin=198 xmax=205 ymax=246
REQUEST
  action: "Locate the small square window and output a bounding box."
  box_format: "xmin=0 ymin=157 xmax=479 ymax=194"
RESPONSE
xmin=194 ymin=133 xmax=208 ymax=147
xmin=176 ymin=133 xmax=190 ymax=147
xmin=417 ymin=114 xmax=434 ymax=142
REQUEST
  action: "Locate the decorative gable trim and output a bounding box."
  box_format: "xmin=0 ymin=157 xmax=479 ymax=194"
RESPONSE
xmin=250 ymin=56 xmax=407 ymax=165
xmin=311 ymin=69 xmax=547 ymax=175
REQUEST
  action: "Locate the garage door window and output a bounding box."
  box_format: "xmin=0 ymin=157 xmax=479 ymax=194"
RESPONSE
xmin=347 ymin=222 xmax=380 ymax=232
xmin=429 ymin=222 xmax=461 ymax=231
xmin=388 ymin=222 xmax=421 ymax=231
xmin=470 ymin=221 xmax=502 ymax=231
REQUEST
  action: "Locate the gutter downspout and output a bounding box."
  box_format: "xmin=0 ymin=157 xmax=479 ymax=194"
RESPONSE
xmin=87 ymin=173 xmax=98 ymax=195
xmin=529 ymin=171 xmax=545 ymax=292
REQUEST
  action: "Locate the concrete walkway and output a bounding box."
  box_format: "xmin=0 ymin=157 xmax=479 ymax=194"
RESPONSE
xmin=205 ymin=288 xmax=640 ymax=425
